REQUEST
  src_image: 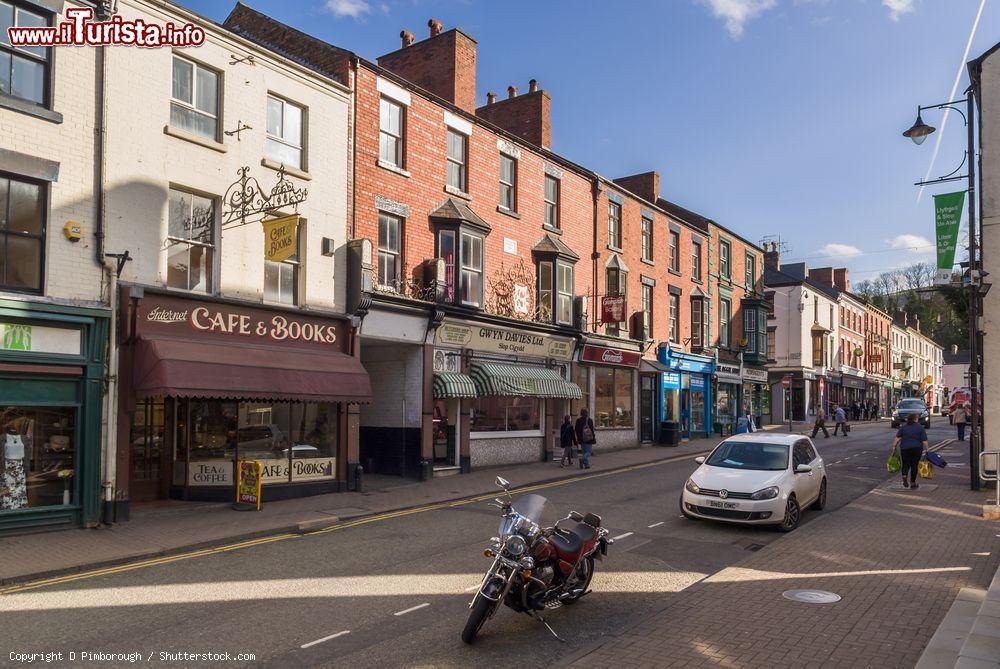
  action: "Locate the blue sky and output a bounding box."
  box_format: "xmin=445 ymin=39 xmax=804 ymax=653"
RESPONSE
xmin=184 ymin=0 xmax=998 ymax=284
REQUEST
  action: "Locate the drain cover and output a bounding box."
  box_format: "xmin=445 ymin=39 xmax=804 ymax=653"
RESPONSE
xmin=782 ymin=589 xmax=841 ymax=604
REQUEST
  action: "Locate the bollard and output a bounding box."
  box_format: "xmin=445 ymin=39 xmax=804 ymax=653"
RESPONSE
xmin=354 ymin=463 xmax=364 ymax=493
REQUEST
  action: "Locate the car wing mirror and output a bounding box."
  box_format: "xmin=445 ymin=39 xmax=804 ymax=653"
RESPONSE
xmin=795 ymin=464 xmax=813 ymax=474
xmin=694 ymin=456 xmax=705 ymax=464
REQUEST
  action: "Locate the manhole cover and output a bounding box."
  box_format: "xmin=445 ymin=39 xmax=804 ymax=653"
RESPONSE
xmin=782 ymin=589 xmax=841 ymax=604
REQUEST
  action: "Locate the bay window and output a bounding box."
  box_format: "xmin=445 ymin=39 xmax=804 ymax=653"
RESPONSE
xmin=537 ymin=260 xmax=574 ymax=325
xmin=460 ymin=232 xmax=483 ymax=306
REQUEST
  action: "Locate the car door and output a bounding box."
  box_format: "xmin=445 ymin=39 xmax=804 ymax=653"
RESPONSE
xmin=792 ymin=440 xmax=819 ymax=503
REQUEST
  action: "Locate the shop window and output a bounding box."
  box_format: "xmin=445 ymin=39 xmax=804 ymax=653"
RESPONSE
xmin=1 ymin=405 xmax=76 ymax=510
xmin=608 ymin=200 xmax=622 ymax=248
xmin=669 ymin=230 xmax=679 ymax=272
xmin=692 ymin=239 xmax=702 ymax=281
xmin=544 ymin=175 xmax=560 ymax=229
xmin=0 ymin=174 xmax=45 ymax=293
xmin=378 ymin=212 xmax=402 ymax=291
xmin=719 ymin=239 xmax=731 ymax=279
xmin=641 ymin=217 xmax=653 ymax=262
xmin=460 ymin=231 xmax=483 ymax=307
xmin=499 ymin=153 xmax=517 ymax=212
xmin=266 ymin=95 xmax=304 ymax=170
xmin=171 ymin=55 xmax=219 ymax=141
xmin=0 ymin=1 xmax=50 ymax=107
xmin=594 ymin=366 xmax=634 ymax=428
xmin=571 ymin=366 xmax=590 ymax=418
xmin=718 ymin=297 xmax=731 ymax=348
xmin=446 ymin=128 xmax=468 ymax=192
xmin=471 ymin=396 xmax=540 ymax=433
xmin=379 ymin=96 xmax=405 ymax=168
xmin=167 ymin=187 xmax=215 ymax=293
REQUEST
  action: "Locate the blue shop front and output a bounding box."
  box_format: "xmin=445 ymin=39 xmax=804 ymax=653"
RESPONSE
xmin=657 ymin=346 xmax=715 ymax=440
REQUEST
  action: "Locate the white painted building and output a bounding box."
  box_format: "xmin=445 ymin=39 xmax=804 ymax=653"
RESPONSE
xmin=891 ymin=317 xmax=944 ymax=410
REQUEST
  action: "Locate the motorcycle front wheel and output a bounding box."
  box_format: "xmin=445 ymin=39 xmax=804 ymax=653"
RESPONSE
xmin=461 ymin=594 xmax=497 ymax=643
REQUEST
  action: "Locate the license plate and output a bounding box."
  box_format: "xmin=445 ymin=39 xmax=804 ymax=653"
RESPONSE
xmin=706 ymin=499 xmax=740 ymax=510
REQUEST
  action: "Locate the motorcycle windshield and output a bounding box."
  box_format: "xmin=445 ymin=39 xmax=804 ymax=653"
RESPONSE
xmin=511 ymin=493 xmax=547 ymax=525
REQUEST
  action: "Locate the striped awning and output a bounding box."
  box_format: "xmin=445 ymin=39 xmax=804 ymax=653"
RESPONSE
xmin=469 ymin=362 xmax=582 ymax=399
xmin=433 ymin=372 xmax=478 ymax=399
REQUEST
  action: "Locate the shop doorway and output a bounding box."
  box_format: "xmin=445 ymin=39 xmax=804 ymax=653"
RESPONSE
xmin=639 ymin=375 xmax=655 ymax=443
xmin=129 ymin=398 xmax=169 ymax=501
xmin=432 ymin=398 xmax=460 ymax=469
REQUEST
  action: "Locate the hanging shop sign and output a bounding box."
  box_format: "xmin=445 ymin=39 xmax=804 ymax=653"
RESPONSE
xmin=235 ymin=460 xmax=262 ymax=511
xmin=222 ymin=165 xmax=308 ymax=227
xmin=581 ymin=344 xmax=642 ymax=368
xmin=601 ymin=295 xmax=626 ymax=324
xmin=0 ymin=322 xmax=81 ymax=355
xmin=933 ymin=191 xmax=966 ymax=285
xmin=262 ymin=214 xmax=300 ymax=262
xmin=741 ymin=367 xmax=768 ymax=383
xmin=435 ymin=318 xmax=574 ymax=360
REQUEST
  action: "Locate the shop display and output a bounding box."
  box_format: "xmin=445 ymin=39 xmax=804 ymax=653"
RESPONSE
xmin=1 ymin=428 xmax=27 ymax=510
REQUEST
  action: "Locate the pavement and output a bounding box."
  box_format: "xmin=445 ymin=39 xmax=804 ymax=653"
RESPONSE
xmin=558 ymin=436 xmax=1000 ymax=669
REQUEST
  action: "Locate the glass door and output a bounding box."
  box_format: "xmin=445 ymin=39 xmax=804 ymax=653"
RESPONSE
xmin=130 ymin=398 xmax=167 ymax=501
xmin=639 ymin=375 xmax=654 ymax=442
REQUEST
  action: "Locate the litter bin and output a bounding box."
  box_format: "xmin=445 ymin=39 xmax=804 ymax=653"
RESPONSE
xmin=659 ymin=421 xmax=680 ymax=446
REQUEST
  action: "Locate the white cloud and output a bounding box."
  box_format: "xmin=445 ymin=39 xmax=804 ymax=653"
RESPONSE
xmin=883 ymin=0 xmax=916 ymax=21
xmin=697 ymin=0 xmax=778 ymax=38
xmin=324 ymin=0 xmax=371 ymax=19
xmin=820 ymin=243 xmax=862 ymax=258
xmin=887 ymin=234 xmax=934 ymax=254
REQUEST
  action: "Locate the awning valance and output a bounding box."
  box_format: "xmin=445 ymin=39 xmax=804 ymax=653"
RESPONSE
xmin=469 ymin=362 xmax=582 ymax=399
xmin=433 ymin=372 xmax=477 ymax=399
xmin=132 ymin=335 xmax=372 ymax=404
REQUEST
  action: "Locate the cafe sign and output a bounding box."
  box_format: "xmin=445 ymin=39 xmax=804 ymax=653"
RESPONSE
xmin=435 ymin=318 xmax=574 ymax=360
xmin=601 ymin=295 xmax=626 ymax=324
xmin=263 ymin=214 xmax=299 ymax=262
xmin=580 ymin=344 xmax=641 ymax=368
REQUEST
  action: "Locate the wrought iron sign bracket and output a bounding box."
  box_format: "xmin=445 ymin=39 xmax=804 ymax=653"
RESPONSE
xmin=224 ymin=121 xmax=253 ymax=141
xmin=222 ymin=165 xmax=308 ymax=229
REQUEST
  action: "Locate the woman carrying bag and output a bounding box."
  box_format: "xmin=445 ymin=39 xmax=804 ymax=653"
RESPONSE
xmin=892 ymin=412 xmax=929 ymax=489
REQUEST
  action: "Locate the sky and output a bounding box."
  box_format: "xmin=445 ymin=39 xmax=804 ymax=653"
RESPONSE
xmin=181 ymin=0 xmax=1000 ymax=285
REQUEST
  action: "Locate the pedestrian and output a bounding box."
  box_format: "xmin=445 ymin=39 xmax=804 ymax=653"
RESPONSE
xmin=575 ymin=408 xmax=597 ymax=470
xmin=833 ymin=404 xmax=849 ymax=436
xmin=872 ymin=401 xmax=880 ymax=421
xmin=811 ymin=406 xmax=830 ymax=439
xmin=559 ymin=415 xmax=578 ymax=467
xmin=893 ymin=412 xmax=929 ymax=489
xmin=953 ymin=401 xmax=969 ymax=442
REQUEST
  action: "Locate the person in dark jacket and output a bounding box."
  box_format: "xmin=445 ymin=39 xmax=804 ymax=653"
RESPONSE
xmin=893 ymin=412 xmax=929 ymax=489
xmin=575 ymin=408 xmax=597 ymax=469
xmin=559 ymin=415 xmax=578 ymax=467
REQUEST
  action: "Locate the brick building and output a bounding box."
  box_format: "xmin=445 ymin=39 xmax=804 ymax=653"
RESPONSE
xmin=864 ymin=301 xmax=894 ymax=415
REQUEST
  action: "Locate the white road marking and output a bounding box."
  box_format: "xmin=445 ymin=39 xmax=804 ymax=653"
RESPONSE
xmin=301 ymin=630 xmax=350 ymax=649
xmin=613 ymin=532 xmax=634 ymax=541
xmin=972 ymin=552 xmax=991 ymax=557
xmin=464 ymin=584 xmax=480 ymax=592
xmin=647 ymin=522 xmax=664 ymax=528
xmin=394 ymin=602 xmax=430 ymax=616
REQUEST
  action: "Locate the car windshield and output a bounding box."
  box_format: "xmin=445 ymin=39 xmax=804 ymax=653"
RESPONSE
xmin=705 ymin=441 xmax=789 ymax=471
xmin=898 ymin=400 xmax=926 ymax=410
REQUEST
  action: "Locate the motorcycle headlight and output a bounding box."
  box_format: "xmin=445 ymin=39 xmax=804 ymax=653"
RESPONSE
xmin=751 ymin=486 xmax=780 ymax=500
xmin=685 ymin=478 xmax=701 ymax=494
xmin=519 ymin=557 xmax=535 ymax=570
xmin=505 ymin=535 xmax=527 ymax=557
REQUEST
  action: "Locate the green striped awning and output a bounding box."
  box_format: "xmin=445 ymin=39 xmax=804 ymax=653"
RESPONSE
xmin=469 ymin=362 xmax=582 ymax=399
xmin=433 ymin=372 xmax=478 ymax=399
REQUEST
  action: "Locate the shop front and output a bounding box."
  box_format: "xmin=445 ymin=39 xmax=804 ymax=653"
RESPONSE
xmin=0 ymin=300 xmax=109 ymax=534
xmin=116 ymin=288 xmax=370 ymax=508
xmin=576 ymin=341 xmax=642 ymax=449
xmin=713 ymin=360 xmax=742 ymax=436
xmin=768 ymin=369 xmax=815 ymax=423
xmin=741 ymin=365 xmax=769 ymax=426
xmin=658 ymin=346 xmax=713 ymax=440
xmin=826 ymin=371 xmax=842 ymax=409
xmin=842 ymin=373 xmax=867 ymax=407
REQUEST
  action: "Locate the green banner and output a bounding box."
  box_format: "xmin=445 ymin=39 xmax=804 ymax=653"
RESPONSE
xmin=934 ymin=191 xmax=966 ymax=281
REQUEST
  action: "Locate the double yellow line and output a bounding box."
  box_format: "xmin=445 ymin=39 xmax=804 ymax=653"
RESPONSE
xmin=0 ymin=450 xmax=706 ymax=595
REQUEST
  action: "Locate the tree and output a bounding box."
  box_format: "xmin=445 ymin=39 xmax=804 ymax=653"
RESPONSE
xmin=898 ymin=262 xmax=935 ymax=291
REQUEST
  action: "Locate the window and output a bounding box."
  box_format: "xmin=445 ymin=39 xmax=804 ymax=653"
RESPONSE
xmin=264 ymin=220 xmax=299 ymax=305
xmin=765 ymin=291 xmax=775 ymax=317
xmin=608 ymin=201 xmax=622 ymax=248
xmin=745 ymin=253 xmax=756 ymax=289
xmin=499 ymin=153 xmax=517 ymax=211
xmin=692 ymin=240 xmax=702 ymax=281
xmin=377 ymin=212 xmax=402 ymax=290
xmin=544 ymin=175 xmax=560 ymax=229
xmin=446 ymin=129 xmax=467 ymax=192
xmin=606 ymin=267 xmax=626 ymax=335
xmin=471 ymin=396 xmax=540 ymax=433
xmin=167 ymin=188 xmax=215 ymax=292
xmin=265 ymin=95 xmax=304 ymax=169
xmin=171 ymin=56 xmax=219 ymax=141
xmin=719 ymin=297 xmax=731 ymax=348
xmin=641 ymin=217 xmax=653 ymax=262
xmin=460 ymin=232 xmax=483 ymax=306
xmin=719 ymin=240 xmax=731 ymax=279
xmin=744 ymin=307 xmax=757 ymax=353
xmin=439 ymin=230 xmax=456 ymax=302
xmin=556 ymin=263 xmax=573 ymax=325
xmin=538 ymin=261 xmax=552 ymax=320
xmin=812 ymin=334 xmax=825 ymax=367
xmin=595 ymin=366 xmax=633 ymax=428
xmin=669 ymin=230 xmax=680 ymax=272
xmin=767 ymin=327 xmax=776 ymax=361
xmin=0 ymin=405 xmax=76 ymax=509
xmin=691 ymin=298 xmax=704 ymax=349
xmin=379 ymin=96 xmax=404 ymax=167
xmin=669 ymin=293 xmax=679 ymax=343
xmin=758 ymin=309 xmax=767 ymax=355
xmin=0 ymin=2 xmax=50 ymax=106
xmin=571 ymin=366 xmax=590 ymax=418
xmin=641 ymin=284 xmax=653 ymax=337
xmin=0 ymin=174 xmax=45 ymax=292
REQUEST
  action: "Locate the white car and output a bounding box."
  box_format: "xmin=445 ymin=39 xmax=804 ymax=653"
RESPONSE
xmin=680 ymin=434 xmax=827 ymax=532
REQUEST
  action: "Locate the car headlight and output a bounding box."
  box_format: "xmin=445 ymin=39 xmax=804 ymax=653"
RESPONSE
xmin=505 ymin=535 xmax=527 ymax=557
xmin=685 ymin=478 xmax=701 ymax=494
xmin=750 ymin=486 xmax=780 ymax=500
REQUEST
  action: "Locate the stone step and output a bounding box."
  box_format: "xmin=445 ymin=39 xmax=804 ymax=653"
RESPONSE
xmin=915 ymin=588 xmax=987 ymax=669
xmin=955 ymin=566 xmax=1000 ymax=668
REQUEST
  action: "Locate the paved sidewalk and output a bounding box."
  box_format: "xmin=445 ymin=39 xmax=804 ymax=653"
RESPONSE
xmin=560 ymin=440 xmax=1000 ymax=669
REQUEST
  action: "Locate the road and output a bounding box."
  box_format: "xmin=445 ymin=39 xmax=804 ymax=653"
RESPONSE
xmin=0 ymin=423 xmax=954 ymax=669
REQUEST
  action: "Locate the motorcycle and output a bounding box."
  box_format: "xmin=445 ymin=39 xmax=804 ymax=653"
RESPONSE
xmin=461 ymin=476 xmax=612 ymax=644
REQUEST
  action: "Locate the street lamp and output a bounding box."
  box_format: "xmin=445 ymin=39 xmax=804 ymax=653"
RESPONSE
xmin=902 ymin=89 xmax=981 ymax=490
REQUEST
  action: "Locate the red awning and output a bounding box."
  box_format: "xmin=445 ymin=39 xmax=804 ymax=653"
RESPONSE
xmin=132 ymin=335 xmax=372 ymax=404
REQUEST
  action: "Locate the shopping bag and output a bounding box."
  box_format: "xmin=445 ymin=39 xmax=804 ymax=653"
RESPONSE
xmin=919 ymin=458 xmax=934 ymax=480
xmin=887 ymin=446 xmax=901 ymax=474
xmin=927 ymin=451 xmax=948 ymax=468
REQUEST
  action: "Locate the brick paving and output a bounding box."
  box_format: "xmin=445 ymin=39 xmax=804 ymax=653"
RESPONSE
xmin=560 ymin=441 xmax=1000 ymax=669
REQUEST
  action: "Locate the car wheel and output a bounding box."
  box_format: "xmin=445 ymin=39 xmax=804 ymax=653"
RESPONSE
xmin=810 ymin=478 xmax=827 ymax=511
xmin=679 ymin=494 xmax=700 ymax=521
xmin=777 ymin=496 xmax=801 ymax=532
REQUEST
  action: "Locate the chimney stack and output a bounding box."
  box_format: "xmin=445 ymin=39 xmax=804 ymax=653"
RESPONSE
xmin=428 ymin=18 xmax=443 ymax=37
xmin=764 ymin=241 xmax=780 ymax=272
xmin=400 ymin=30 xmax=414 ymax=47
xmin=486 ymin=91 xmax=496 ymax=105
xmin=528 ymin=78 xmax=539 ymax=93
xmin=476 ymin=79 xmax=552 ymax=148
xmin=612 ymin=171 xmax=660 ymax=204
xmin=507 ymin=85 xmax=518 ymax=99
xmin=833 ymin=268 xmax=850 ymax=293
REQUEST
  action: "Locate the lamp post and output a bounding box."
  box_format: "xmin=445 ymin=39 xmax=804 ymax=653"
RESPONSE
xmin=902 ymin=90 xmax=981 ymax=490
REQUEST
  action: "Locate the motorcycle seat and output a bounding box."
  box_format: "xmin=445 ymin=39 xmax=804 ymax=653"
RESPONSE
xmin=550 ymin=523 xmax=598 ymax=557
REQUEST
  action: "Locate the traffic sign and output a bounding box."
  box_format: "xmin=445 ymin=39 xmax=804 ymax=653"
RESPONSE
xmin=782 ymin=376 xmax=791 ymax=390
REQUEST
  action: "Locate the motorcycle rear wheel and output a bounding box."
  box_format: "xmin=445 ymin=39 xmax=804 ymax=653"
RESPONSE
xmin=461 ymin=594 xmax=497 ymax=643
xmin=562 ymin=556 xmax=595 ymax=605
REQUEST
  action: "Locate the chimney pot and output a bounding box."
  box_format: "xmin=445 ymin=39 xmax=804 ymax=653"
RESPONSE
xmin=486 ymin=91 xmax=496 ymax=105
xmin=428 ymin=18 xmax=442 ymax=37
xmin=507 ymin=85 xmax=518 ymax=99
xmin=400 ymin=30 xmax=414 ymax=47
xmin=528 ymin=78 xmax=538 ymax=93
